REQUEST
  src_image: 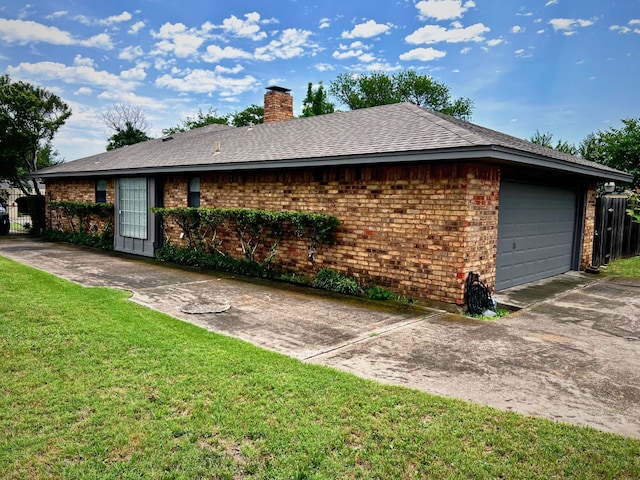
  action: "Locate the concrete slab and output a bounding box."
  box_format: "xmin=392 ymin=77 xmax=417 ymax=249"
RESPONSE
xmin=1 ymin=237 xmax=639 ymax=439
xmin=494 ymin=270 xmax=602 ymax=310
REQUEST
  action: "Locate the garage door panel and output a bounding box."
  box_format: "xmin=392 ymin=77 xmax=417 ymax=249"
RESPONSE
xmin=496 ymin=181 xmax=577 ymax=290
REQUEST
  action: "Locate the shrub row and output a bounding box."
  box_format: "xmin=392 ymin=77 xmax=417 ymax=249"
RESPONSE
xmin=47 ymin=201 xmax=114 ymax=249
xmin=152 ymin=207 xmax=340 ymax=265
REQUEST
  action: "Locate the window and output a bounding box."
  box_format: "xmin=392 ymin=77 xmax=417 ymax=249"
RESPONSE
xmin=188 ymin=177 xmax=200 ymax=208
xmin=119 ymin=178 xmax=147 ymax=239
xmin=95 ymin=179 xmax=107 ymax=203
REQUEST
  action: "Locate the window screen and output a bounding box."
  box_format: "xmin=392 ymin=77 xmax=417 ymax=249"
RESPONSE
xmin=95 ymin=179 xmax=107 ymax=203
xmin=188 ymin=177 xmax=200 ymax=208
xmin=119 ymin=177 xmax=147 ymax=239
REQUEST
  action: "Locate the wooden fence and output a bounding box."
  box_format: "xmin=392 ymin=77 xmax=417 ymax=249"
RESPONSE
xmin=592 ymin=194 xmax=640 ymax=266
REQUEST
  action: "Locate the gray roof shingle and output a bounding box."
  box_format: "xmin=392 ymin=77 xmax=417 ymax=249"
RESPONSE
xmin=36 ymin=102 xmax=631 ymax=181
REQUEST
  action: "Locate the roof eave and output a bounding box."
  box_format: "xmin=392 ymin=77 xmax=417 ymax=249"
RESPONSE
xmin=34 ymin=145 xmax=633 ymax=183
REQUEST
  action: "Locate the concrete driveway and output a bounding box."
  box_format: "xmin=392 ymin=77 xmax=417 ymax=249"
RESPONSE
xmin=1 ymin=237 xmax=639 ymax=439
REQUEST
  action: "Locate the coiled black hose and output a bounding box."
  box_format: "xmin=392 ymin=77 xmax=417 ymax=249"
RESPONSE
xmin=465 ymin=272 xmax=494 ymax=315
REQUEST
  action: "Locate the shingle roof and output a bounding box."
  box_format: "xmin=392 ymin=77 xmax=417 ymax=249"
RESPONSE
xmin=36 ymin=102 xmax=632 ymax=182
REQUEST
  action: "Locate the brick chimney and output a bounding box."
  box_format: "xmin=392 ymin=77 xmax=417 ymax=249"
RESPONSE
xmin=264 ymin=86 xmax=293 ymax=123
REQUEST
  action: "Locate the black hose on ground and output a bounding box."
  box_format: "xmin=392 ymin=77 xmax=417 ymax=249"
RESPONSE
xmin=465 ymin=272 xmax=495 ymax=315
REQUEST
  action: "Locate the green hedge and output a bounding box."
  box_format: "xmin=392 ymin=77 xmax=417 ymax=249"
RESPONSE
xmin=152 ymin=207 xmax=340 ymax=265
xmin=47 ymin=200 xmax=114 ymax=249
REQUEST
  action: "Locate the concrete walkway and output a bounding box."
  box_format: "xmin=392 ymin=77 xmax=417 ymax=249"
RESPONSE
xmin=1 ymin=237 xmax=639 ymax=439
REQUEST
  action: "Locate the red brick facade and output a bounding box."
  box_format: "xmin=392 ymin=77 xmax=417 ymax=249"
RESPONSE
xmin=45 ymin=163 xmax=599 ymax=306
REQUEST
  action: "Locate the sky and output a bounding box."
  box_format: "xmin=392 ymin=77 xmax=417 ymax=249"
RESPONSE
xmin=1 ymin=0 xmax=639 ymax=162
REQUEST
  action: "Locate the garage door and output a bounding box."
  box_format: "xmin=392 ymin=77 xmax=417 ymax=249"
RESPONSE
xmin=496 ymin=181 xmax=577 ymax=290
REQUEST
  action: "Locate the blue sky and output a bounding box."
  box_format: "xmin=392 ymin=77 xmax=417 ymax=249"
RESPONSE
xmin=1 ymin=0 xmax=639 ymax=161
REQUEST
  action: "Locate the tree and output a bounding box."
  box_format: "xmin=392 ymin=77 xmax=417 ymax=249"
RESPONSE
xmin=162 ymin=108 xmax=229 ymax=135
xmin=301 ymin=82 xmax=335 ymax=117
xmin=106 ymin=121 xmax=151 ymax=151
xmin=0 ymin=74 xmax=71 ymax=195
xmin=103 ymin=103 xmax=151 ymax=150
xmin=329 ymin=71 xmax=473 ymax=120
xmin=580 ymin=118 xmax=640 ymax=187
xmin=103 ymin=103 xmax=150 ymax=134
xmin=229 ymin=104 xmax=264 ymax=127
xmin=529 ymin=130 xmax=578 ymax=155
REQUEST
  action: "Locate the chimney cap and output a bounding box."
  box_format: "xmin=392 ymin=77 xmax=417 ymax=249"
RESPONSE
xmin=266 ymin=85 xmax=291 ymax=94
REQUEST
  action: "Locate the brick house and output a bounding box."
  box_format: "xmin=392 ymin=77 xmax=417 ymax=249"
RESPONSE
xmin=35 ymin=86 xmax=632 ymax=305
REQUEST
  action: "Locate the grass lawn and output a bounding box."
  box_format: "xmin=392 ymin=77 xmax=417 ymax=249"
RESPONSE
xmin=603 ymin=256 xmax=640 ymax=277
xmin=1 ymin=257 xmax=639 ymax=479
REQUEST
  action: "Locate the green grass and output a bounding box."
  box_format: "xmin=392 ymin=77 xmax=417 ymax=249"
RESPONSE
xmin=1 ymin=257 xmax=639 ymax=479
xmin=603 ymin=256 xmax=640 ymax=277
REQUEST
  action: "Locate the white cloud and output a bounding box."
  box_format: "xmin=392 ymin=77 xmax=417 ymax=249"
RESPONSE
xmin=45 ymin=11 xmax=68 ymax=19
xmin=151 ymin=22 xmax=204 ymax=58
xmin=129 ymin=21 xmax=145 ymax=34
xmin=120 ymin=65 xmax=147 ymax=81
xmin=0 ymin=18 xmax=114 ymax=49
xmin=415 ymin=0 xmax=475 ymax=21
xmin=119 ymin=45 xmax=144 ymax=60
xmin=83 ymin=33 xmax=113 ymax=49
xmin=219 ymin=12 xmax=266 ymax=41
xmin=333 ymin=49 xmax=364 ymax=60
xmin=314 ymin=63 xmax=336 ymax=72
xmin=6 ymin=61 xmax=139 ymax=92
xmin=406 ymin=23 xmax=490 ymax=44
xmin=486 ymin=38 xmax=504 ymax=46
xmin=399 ymin=47 xmax=447 ymax=61
xmin=73 ymin=54 xmax=96 ymax=68
xmin=0 ymin=18 xmax=106 ymax=49
xmin=342 ymin=20 xmax=391 ymax=39
xmin=254 ymin=28 xmax=317 ymax=61
xmin=214 ymin=64 xmax=244 ymax=74
xmin=548 ymin=18 xmax=596 ymax=35
xmin=512 ymin=26 xmax=523 ymax=33
xmin=202 ymin=44 xmax=252 ymax=62
xmin=155 ymin=69 xmax=258 ymax=97
xmin=460 ymin=47 xmax=472 ymax=54
xmin=610 ymin=19 xmax=640 ymax=35
xmin=100 ymin=11 xmax=132 ymax=26
xmin=545 ymin=0 xmax=559 ymax=6
xmin=74 ymin=87 xmax=93 ymax=96
xmin=319 ymin=18 xmax=331 ymax=29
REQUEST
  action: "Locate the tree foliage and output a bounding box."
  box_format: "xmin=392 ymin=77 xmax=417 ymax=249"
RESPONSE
xmin=579 ymin=118 xmax=640 ymax=186
xmin=106 ymin=122 xmax=151 ymax=151
xmin=229 ymin=104 xmax=264 ymax=127
xmin=0 ymin=74 xmax=71 ymax=194
xmin=329 ymin=71 xmax=473 ymax=120
xmin=162 ymin=108 xmax=229 ymax=135
xmin=529 ymin=130 xmax=578 ymax=155
xmin=301 ymin=82 xmax=335 ymax=117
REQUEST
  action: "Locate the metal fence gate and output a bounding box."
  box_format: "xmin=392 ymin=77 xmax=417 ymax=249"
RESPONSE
xmin=592 ymin=194 xmax=640 ymax=266
xmin=0 ymin=189 xmax=45 ymax=235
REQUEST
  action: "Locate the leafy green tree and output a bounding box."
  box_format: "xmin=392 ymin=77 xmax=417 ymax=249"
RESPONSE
xmin=580 ymin=118 xmax=640 ymax=186
xmin=301 ymin=82 xmax=335 ymax=117
xmin=229 ymin=104 xmax=264 ymax=127
xmin=0 ymin=74 xmax=71 ymax=195
xmin=106 ymin=121 xmax=151 ymax=150
xmin=162 ymin=108 xmax=229 ymax=135
xmin=529 ymin=130 xmax=578 ymax=155
xmin=329 ymin=71 xmax=473 ymax=120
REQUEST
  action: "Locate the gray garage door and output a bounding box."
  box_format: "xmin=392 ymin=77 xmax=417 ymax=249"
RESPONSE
xmin=496 ymin=181 xmax=577 ymax=290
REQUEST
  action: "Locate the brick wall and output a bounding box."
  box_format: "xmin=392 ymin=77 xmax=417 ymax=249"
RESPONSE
xmin=46 ymin=178 xmax=114 ymax=231
xmin=162 ymin=162 xmax=500 ymax=305
xmin=45 ymin=165 xmax=599 ymax=306
xmin=581 ymin=183 xmax=598 ymax=268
